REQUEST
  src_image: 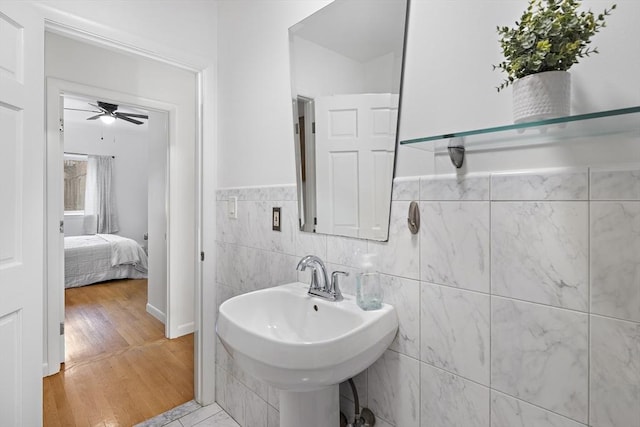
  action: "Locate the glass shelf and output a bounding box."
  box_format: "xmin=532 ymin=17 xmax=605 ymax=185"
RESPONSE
xmin=400 ymin=106 xmax=640 ymax=152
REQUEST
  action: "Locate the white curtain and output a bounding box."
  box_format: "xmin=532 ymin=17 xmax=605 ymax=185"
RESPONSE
xmin=84 ymin=155 xmax=119 ymax=234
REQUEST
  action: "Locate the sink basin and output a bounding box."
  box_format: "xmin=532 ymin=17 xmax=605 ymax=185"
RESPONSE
xmin=216 ymin=282 xmax=398 ymax=392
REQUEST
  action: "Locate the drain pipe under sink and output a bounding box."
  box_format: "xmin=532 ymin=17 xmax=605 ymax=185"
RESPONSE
xmin=340 ymin=378 xmax=376 ymax=427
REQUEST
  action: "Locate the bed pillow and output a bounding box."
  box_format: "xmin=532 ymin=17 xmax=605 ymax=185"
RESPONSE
xmin=82 ymin=215 xmax=98 ymax=235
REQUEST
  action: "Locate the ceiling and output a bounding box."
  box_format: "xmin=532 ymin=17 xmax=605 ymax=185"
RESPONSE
xmin=290 ymin=0 xmax=407 ymax=63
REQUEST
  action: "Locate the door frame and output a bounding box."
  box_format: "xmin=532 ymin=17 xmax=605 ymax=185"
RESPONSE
xmin=44 ymin=78 xmax=176 ymax=372
xmin=41 ymin=17 xmax=212 ymax=404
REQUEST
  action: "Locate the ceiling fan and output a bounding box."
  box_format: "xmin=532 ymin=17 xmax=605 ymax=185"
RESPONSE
xmin=66 ymin=101 xmax=149 ymax=125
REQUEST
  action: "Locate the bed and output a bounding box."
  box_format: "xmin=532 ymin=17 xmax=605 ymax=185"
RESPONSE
xmin=64 ymin=234 xmax=148 ymax=288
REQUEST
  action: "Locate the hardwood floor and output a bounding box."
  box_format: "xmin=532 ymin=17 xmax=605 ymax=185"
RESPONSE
xmin=43 ymin=279 xmax=194 ymax=426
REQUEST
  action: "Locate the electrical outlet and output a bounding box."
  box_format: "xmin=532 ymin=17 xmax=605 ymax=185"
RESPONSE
xmin=272 ymin=207 xmax=281 ymax=231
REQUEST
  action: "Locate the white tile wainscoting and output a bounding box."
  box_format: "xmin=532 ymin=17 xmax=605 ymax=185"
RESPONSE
xmin=214 ymin=166 xmax=640 ymax=427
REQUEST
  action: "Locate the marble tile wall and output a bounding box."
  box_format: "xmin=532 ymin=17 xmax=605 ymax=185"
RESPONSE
xmin=214 ymin=166 xmax=640 ymax=427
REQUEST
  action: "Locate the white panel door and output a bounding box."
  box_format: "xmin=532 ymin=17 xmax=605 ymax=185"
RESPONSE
xmin=315 ymin=94 xmax=397 ymax=239
xmin=329 ymin=151 xmax=359 ymax=235
xmin=0 ymin=3 xmax=44 ymax=426
xmin=367 ymin=97 xmax=397 ymax=240
xmin=315 ymin=103 xmax=359 ymax=237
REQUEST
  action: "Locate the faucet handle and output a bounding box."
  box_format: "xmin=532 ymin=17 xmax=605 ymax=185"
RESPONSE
xmin=329 ymin=271 xmax=349 ymax=300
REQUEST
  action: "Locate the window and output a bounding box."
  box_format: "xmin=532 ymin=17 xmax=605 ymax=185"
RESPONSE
xmin=64 ymin=155 xmax=87 ymax=213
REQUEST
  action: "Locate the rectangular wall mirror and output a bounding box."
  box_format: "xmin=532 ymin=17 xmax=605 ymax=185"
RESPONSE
xmin=289 ymin=0 xmax=409 ymax=241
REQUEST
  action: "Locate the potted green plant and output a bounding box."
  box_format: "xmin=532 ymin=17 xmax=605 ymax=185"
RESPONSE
xmin=493 ymin=0 xmax=616 ymax=123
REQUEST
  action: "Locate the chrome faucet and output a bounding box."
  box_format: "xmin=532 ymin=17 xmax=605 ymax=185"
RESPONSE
xmin=296 ymin=255 xmax=328 ymax=291
xmin=296 ymin=255 xmax=348 ymax=301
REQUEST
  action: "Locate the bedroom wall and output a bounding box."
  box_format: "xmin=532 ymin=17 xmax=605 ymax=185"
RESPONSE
xmin=63 ymin=119 xmax=149 ymax=247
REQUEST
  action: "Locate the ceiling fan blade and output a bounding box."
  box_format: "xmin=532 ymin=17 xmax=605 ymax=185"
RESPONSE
xmin=117 ymin=112 xmax=149 ymax=119
xmin=86 ymin=114 xmax=104 ymax=120
xmin=115 ymin=114 xmax=144 ymax=125
xmin=98 ymin=101 xmax=118 ymax=113
xmin=89 ymin=103 xmax=109 ymax=114
xmin=64 ymin=108 xmax=102 ymax=113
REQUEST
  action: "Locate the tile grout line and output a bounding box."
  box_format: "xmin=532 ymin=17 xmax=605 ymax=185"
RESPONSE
xmin=587 ymin=167 xmax=591 ymax=426
xmin=417 ymin=178 xmax=423 ymax=427
xmin=421 ymin=360 xmax=589 ymax=426
xmin=488 ymin=174 xmax=493 ymax=427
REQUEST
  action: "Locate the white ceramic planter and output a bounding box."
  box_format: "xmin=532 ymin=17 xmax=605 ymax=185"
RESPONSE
xmin=512 ymin=70 xmax=571 ymax=123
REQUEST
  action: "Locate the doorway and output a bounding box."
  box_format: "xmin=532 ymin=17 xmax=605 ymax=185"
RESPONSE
xmin=43 ymin=88 xmax=196 ymax=424
xmin=45 ymin=76 xmax=184 ymax=367
xmin=44 ymin=28 xmax=200 ymax=371
xmin=43 ymin=29 xmax=205 ymax=417
xmin=59 ymin=91 xmax=169 ymax=346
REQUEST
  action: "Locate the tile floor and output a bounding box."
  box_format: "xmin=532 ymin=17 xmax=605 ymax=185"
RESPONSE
xmin=135 ymin=401 xmax=239 ymax=427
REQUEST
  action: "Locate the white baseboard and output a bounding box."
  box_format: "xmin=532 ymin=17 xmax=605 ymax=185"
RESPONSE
xmin=146 ymin=303 xmax=166 ymax=324
xmin=43 ymin=361 xmax=62 ymax=378
xmin=172 ymin=321 xmax=195 ymax=338
xmin=177 ymin=321 xmax=195 ymax=336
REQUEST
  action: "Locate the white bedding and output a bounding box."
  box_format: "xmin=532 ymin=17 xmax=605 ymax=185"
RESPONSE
xmin=64 ymin=234 xmax=148 ymax=288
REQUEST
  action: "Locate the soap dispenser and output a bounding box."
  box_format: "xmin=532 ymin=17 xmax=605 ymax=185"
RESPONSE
xmin=356 ymin=253 xmax=382 ymax=310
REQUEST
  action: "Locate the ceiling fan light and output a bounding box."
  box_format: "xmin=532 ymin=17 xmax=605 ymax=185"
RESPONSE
xmin=100 ymin=115 xmax=116 ymax=125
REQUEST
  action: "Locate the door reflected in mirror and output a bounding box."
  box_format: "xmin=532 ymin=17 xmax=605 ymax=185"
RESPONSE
xmin=289 ymin=0 xmax=409 ymax=241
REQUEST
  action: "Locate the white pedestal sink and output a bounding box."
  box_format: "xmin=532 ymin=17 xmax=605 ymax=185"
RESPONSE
xmin=216 ymin=282 xmax=398 ymax=427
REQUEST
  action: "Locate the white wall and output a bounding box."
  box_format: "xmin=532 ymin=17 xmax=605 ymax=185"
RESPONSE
xmin=363 ymin=51 xmax=402 ymax=94
xmin=292 ymin=36 xmax=364 ymax=98
xmin=217 ymin=0 xmax=640 ymax=187
xmin=292 ymin=37 xmax=400 ymax=98
xmin=34 ymin=0 xmax=216 ymax=70
xmin=397 ymin=0 xmax=640 ymax=176
xmin=216 ymin=0 xmax=331 ymax=188
xmin=63 ymin=119 xmax=149 ymax=246
xmin=400 ymin=0 xmax=639 ymax=138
